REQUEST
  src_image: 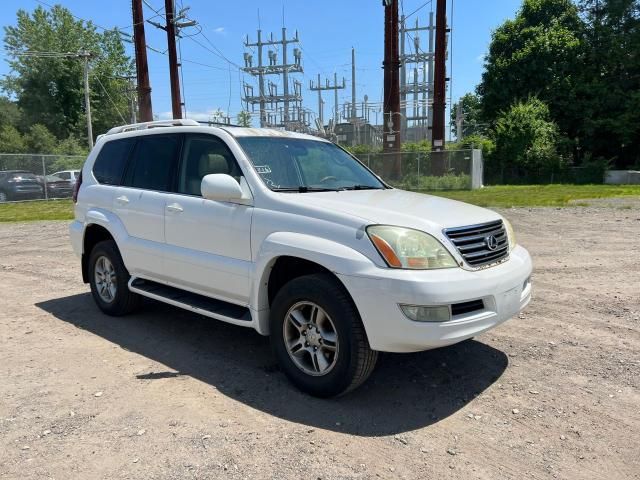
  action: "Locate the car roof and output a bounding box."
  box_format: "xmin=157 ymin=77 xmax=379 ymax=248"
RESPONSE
xmin=100 ymin=120 xmax=330 ymax=144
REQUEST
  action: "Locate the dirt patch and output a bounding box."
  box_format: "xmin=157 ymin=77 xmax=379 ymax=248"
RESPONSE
xmin=1 ymin=207 xmax=639 ymax=479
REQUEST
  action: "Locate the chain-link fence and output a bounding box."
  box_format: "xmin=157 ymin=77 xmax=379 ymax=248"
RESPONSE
xmin=0 ymin=154 xmax=85 ymax=202
xmin=355 ymin=149 xmax=483 ymax=190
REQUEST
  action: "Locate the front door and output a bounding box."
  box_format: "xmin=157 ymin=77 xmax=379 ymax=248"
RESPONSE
xmin=163 ymin=133 xmax=253 ymax=305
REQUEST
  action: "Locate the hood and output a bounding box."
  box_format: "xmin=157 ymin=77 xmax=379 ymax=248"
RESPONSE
xmin=281 ymin=188 xmax=501 ymax=231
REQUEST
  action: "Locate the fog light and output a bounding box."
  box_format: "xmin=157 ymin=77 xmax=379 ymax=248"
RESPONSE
xmin=400 ymin=305 xmax=451 ymax=322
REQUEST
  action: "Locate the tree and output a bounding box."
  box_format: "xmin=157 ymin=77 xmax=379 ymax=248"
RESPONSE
xmin=478 ymin=0 xmax=584 ymax=151
xmin=451 ymin=93 xmax=486 ymax=138
xmin=0 ymin=97 xmax=22 ymax=128
xmin=2 ymin=5 xmax=133 ymax=141
xmin=0 ymin=124 xmax=26 ymax=153
xmin=24 ymin=124 xmax=57 ymax=154
xmin=236 ymin=110 xmax=252 ymax=127
xmin=578 ymin=0 xmax=640 ymax=167
xmin=490 ymin=98 xmax=563 ymax=183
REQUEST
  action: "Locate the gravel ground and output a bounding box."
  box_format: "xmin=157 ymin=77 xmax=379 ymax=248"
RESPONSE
xmin=0 ymin=206 xmax=639 ymax=479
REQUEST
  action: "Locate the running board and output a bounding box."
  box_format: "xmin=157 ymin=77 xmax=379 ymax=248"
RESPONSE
xmin=129 ymin=278 xmax=252 ymax=325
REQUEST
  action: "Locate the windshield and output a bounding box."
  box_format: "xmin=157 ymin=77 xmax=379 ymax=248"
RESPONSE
xmin=237 ymin=137 xmax=385 ymax=191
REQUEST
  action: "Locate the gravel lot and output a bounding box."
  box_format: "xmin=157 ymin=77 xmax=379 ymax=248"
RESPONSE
xmin=1 ymin=206 xmax=639 ymax=479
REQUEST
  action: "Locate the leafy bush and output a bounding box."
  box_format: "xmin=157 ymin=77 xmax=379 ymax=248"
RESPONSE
xmin=488 ymin=97 xmax=566 ymax=184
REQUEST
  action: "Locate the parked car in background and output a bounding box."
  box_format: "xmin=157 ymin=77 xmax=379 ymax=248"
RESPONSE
xmin=37 ymin=174 xmax=74 ymax=198
xmin=51 ymin=170 xmax=81 ymax=185
xmin=0 ymin=170 xmax=44 ymax=202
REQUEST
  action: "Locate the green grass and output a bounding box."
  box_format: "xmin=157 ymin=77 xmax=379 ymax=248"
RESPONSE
xmin=417 ymin=184 xmax=640 ymax=207
xmin=0 ymin=199 xmax=74 ymax=222
xmin=0 ymin=185 xmax=638 ymax=222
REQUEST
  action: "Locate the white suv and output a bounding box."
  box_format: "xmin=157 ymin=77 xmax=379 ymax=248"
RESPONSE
xmin=70 ymin=119 xmax=532 ymax=397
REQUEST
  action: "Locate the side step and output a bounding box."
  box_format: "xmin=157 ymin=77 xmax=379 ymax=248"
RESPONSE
xmin=129 ymin=278 xmax=252 ymax=325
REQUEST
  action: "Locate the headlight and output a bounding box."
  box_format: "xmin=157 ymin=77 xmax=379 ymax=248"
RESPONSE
xmin=504 ymin=219 xmax=516 ymax=251
xmin=367 ymin=225 xmax=457 ymax=270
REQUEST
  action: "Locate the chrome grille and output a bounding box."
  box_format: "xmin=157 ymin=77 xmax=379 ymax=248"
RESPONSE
xmin=444 ymin=219 xmax=509 ymax=267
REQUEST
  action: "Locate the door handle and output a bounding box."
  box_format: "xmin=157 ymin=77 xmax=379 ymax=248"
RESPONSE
xmin=166 ymin=203 xmax=184 ymax=213
xmin=115 ymin=195 xmax=129 ymax=205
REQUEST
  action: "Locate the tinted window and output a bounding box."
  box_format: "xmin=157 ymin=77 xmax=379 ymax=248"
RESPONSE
xmin=177 ymin=135 xmax=242 ymax=196
xmin=125 ymin=135 xmax=181 ymax=191
xmin=93 ymin=138 xmax=135 ymax=185
xmin=57 ymin=172 xmax=71 ymax=180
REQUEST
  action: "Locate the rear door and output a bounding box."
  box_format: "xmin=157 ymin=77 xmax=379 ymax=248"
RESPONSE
xmin=112 ymin=133 xmax=182 ymax=281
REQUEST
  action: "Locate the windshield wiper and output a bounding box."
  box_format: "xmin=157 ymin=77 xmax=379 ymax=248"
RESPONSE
xmin=339 ymin=185 xmax=384 ymax=191
xmin=272 ymin=186 xmax=339 ymax=193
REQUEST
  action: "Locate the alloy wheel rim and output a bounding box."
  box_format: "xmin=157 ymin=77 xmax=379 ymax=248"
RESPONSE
xmin=94 ymin=256 xmax=117 ymax=303
xmin=283 ymin=301 xmax=339 ymax=376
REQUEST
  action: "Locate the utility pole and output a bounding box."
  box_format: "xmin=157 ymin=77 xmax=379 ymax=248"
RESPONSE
xmin=432 ymin=0 xmax=447 ymax=151
xmin=81 ymin=51 xmax=93 ymax=149
xmin=243 ymin=28 xmax=305 ymax=130
xmin=383 ymin=0 xmax=401 ymax=179
xmin=132 ymin=0 xmax=153 ymax=121
xmin=164 ymin=0 xmax=182 ymax=119
xmin=310 ymin=74 xmax=345 ymax=127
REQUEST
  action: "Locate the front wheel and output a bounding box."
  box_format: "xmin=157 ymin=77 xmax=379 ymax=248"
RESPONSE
xmin=270 ymin=273 xmax=378 ymax=397
xmin=88 ymin=240 xmax=141 ymax=316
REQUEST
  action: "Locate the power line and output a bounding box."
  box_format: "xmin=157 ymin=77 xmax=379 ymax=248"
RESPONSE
xmin=93 ymin=74 xmax=127 ymax=123
xmin=405 ymin=0 xmax=434 ymax=20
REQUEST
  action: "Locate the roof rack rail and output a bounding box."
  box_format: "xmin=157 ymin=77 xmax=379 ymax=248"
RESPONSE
xmin=104 ymin=119 xmax=200 ymax=136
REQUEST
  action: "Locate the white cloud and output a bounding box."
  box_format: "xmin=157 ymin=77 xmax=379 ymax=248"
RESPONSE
xmin=213 ymin=27 xmax=226 ymax=35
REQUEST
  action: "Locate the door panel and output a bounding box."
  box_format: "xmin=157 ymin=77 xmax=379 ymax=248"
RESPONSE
xmin=164 ymin=195 xmax=252 ymax=303
xmin=163 ymin=133 xmax=253 ymax=305
xmin=113 ymin=187 xmax=168 ymax=280
xmin=115 ymin=133 xmax=181 ymax=280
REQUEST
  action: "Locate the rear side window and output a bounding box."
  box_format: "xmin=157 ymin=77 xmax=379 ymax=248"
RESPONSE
xmin=124 ymin=134 xmax=181 ymax=191
xmin=93 ymin=138 xmax=135 ymax=185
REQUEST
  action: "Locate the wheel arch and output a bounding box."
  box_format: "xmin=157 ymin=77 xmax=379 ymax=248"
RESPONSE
xmin=250 ymin=232 xmax=374 ymax=336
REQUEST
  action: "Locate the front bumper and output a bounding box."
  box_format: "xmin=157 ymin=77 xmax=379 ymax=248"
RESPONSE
xmin=337 ymin=245 xmax=532 ymax=353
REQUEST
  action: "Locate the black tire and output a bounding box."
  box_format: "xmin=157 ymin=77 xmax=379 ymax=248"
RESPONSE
xmin=88 ymin=239 xmax=141 ymax=316
xmin=270 ymin=273 xmax=378 ymax=397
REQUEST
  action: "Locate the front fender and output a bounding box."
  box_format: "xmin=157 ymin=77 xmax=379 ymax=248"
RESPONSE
xmin=250 ymin=231 xmax=375 ymax=335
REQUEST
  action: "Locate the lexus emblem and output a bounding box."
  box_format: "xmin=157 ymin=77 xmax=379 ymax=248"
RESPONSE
xmin=486 ymin=235 xmax=499 ymax=251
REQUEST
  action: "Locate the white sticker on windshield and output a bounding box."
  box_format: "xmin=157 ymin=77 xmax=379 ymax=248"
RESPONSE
xmin=255 ymin=165 xmax=272 ymax=175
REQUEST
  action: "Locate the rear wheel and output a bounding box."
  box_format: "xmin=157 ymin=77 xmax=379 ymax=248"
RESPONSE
xmin=270 ymin=273 xmax=378 ymax=397
xmin=88 ymin=240 xmax=141 ymax=316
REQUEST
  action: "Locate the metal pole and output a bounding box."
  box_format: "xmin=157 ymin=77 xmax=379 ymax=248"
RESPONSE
xmin=257 ymin=30 xmax=266 ymax=127
xmin=316 ymin=74 xmax=323 ymax=125
xmin=334 ymin=72 xmax=339 ymax=125
xmin=432 ymin=0 xmax=447 ymax=151
xmin=165 ymin=0 xmax=182 ymax=119
xmin=351 ymin=48 xmax=357 ymax=122
xmin=83 ymin=53 xmax=93 ymax=149
xmin=282 ymin=27 xmax=289 ymax=127
xmin=383 ymin=0 xmax=401 ymax=178
xmin=400 ymin=15 xmax=406 ymax=141
xmin=427 ymin=11 xmax=435 ymax=140
xmin=41 ymin=155 xmax=48 ymax=200
xmin=132 ymin=0 xmax=153 ymax=122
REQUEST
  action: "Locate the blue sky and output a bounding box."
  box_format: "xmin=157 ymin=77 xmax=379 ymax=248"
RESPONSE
xmin=1 ymin=0 xmax=522 ymax=134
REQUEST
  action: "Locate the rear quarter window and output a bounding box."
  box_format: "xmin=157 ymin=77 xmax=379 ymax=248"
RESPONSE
xmin=93 ymin=138 xmax=136 ymax=185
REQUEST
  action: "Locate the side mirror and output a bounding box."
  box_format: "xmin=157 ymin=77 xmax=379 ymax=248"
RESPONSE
xmin=201 ymin=174 xmax=248 ymax=203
